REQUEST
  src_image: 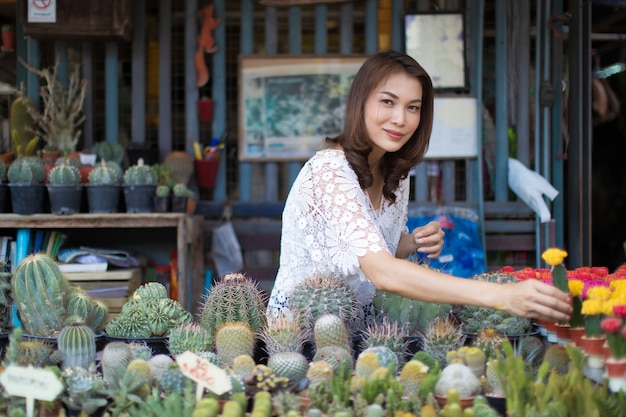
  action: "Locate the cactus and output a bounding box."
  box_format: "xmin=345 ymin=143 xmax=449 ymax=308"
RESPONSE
xmin=147 ymin=353 xmax=173 ymax=383
xmin=362 ymin=318 xmax=408 ymax=367
xmin=7 ymin=156 xmax=46 ymax=184
xmin=360 ymin=346 xmax=397 ymax=375
xmin=156 ymin=184 xmax=171 ymax=197
xmin=421 ymin=316 xmax=466 ymax=368
xmin=200 ymin=272 xmax=267 ymax=337
xmin=542 ymin=344 xmax=571 ymax=375
xmin=123 ymin=158 xmax=158 ymax=185
xmin=126 ymin=358 xmax=154 ymax=399
xmin=267 ymin=351 xmax=309 ymax=390
xmin=288 ymin=274 xmax=362 ymax=336
xmin=312 ymin=345 xmax=353 ymax=378
xmin=0 ymin=160 xmax=6 ymax=182
xmin=65 ymin=289 xmax=108 ymax=333
xmin=464 ymin=347 xmax=487 ymax=378
xmin=259 ymin=312 xmax=307 ymax=356
xmin=243 ymin=364 xmax=289 ymax=394
xmin=47 ymin=162 xmax=81 ymax=185
xmin=354 ymin=351 xmax=381 ymax=378
xmin=214 ymin=322 xmax=256 ymax=366
xmin=15 ymin=339 xmax=57 ymax=367
xmin=61 ymin=366 xmax=109 ymax=415
xmin=88 ymin=160 xmax=123 ymax=184
xmin=128 ymin=341 xmax=154 ymax=360
xmin=0 ymin=271 xmax=12 ymax=331
xmin=57 ymin=322 xmax=96 ymax=371
xmin=398 ymin=359 xmax=430 ymax=396
xmin=231 ymin=354 xmax=256 ymax=378
xmin=92 ymin=141 xmax=125 ymax=165
xmin=194 ymin=397 xmax=220 ymax=417
xmin=313 ymin=313 xmax=351 ymax=352
xmin=133 ymin=281 xmax=169 ymax=301
xmin=435 ymin=363 xmax=481 ymax=398
xmin=159 ymin=362 xmax=193 ymax=394
xmin=105 ymin=302 xmax=152 ymax=338
xmin=85 ymin=299 xmax=109 ymax=333
xmin=306 ymin=360 xmax=335 ymax=388
xmin=12 ymin=253 xmax=69 ymax=336
xmin=101 ymin=341 xmax=133 ymax=387
xmin=10 ymin=95 xmax=39 ymax=156
xmin=167 ymin=322 xmax=213 ymax=356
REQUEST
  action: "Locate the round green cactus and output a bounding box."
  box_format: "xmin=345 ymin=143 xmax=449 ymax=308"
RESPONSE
xmin=214 ymin=322 xmax=256 ymax=366
xmin=167 ymin=322 xmax=213 ymax=356
xmin=47 ymin=162 xmax=81 ymax=185
xmin=313 ymin=313 xmax=351 ymax=352
xmin=88 ymin=160 xmax=122 ymax=184
xmin=123 ymin=158 xmax=157 ymax=185
xmin=92 ymin=141 xmax=125 ymax=165
xmin=155 ymin=184 xmax=171 ymax=197
xmin=12 ymin=253 xmax=69 ymax=336
xmin=57 ymin=322 xmax=96 ymax=371
xmin=7 ymin=156 xmax=46 ymax=184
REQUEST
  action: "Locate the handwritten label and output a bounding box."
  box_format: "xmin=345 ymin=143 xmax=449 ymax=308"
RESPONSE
xmin=0 ymin=365 xmax=64 ymax=417
xmin=177 ymin=351 xmax=232 ymax=396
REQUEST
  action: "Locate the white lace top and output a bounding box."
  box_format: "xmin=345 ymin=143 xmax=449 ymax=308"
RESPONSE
xmin=267 ymin=149 xmax=409 ymax=316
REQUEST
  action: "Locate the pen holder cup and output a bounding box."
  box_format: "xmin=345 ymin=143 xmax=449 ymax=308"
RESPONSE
xmin=195 ymin=159 xmax=219 ymax=188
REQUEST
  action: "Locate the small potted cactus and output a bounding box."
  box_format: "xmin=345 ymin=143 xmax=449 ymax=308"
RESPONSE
xmin=46 ymin=161 xmax=83 ymax=214
xmin=122 ymin=158 xmax=158 ymax=213
xmin=171 ymin=183 xmax=196 ymax=213
xmin=154 ymin=184 xmax=171 ymax=213
xmin=86 ymin=160 xmax=123 ymax=213
xmin=7 ymin=156 xmax=46 ymax=214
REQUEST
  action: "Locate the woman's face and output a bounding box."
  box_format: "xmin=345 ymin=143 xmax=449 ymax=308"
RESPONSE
xmin=363 ymin=71 xmax=423 ymax=157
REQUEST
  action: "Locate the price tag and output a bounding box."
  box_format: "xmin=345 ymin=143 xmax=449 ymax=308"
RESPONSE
xmin=176 ymin=351 xmax=232 ymax=400
xmin=0 ymin=365 xmax=64 ymax=417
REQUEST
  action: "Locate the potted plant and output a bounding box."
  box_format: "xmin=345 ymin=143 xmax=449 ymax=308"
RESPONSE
xmin=0 ymin=160 xmax=7 ymax=213
xmin=154 ymin=184 xmax=171 ymax=213
xmin=171 ymin=183 xmax=196 ymax=213
xmin=1 ymin=24 xmax=15 ymax=51
xmin=7 ymin=156 xmax=46 ymax=214
xmin=20 ymin=58 xmax=87 ymax=155
xmin=86 ymin=160 xmax=123 ymax=213
xmin=46 ymin=161 xmax=83 ymax=214
xmin=122 ymin=158 xmax=157 ymax=213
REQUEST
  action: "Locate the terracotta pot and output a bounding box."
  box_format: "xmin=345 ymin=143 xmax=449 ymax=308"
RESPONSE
xmin=2 ymin=30 xmax=15 ymax=51
xmin=554 ymin=323 xmax=570 ymax=343
xmin=605 ymin=357 xmax=626 ymax=377
xmin=434 ymin=394 xmax=475 ymax=410
xmin=568 ymin=326 xmax=585 ymax=346
xmin=579 ymin=335 xmax=606 ymax=356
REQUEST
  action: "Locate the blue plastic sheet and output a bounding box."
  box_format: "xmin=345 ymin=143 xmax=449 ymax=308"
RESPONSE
xmin=406 ymin=206 xmax=486 ymax=278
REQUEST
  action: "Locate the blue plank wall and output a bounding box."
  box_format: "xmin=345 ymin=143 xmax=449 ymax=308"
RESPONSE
xmin=14 ymin=0 xmax=574 ymax=270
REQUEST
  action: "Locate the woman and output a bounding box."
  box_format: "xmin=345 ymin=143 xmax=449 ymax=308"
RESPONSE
xmin=267 ymin=50 xmax=571 ymax=324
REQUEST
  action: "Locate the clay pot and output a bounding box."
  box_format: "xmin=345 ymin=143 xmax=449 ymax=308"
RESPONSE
xmin=568 ymin=326 xmax=586 ymax=346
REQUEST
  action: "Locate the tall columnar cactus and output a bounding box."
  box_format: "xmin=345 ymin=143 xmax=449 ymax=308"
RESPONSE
xmin=288 ymin=274 xmax=362 ymax=336
xmin=88 ymin=160 xmax=122 ymax=184
xmin=10 ymin=95 xmax=39 ymax=156
xmin=47 ymin=162 xmax=81 ymax=185
xmin=12 ymin=253 xmax=69 ymax=336
xmin=57 ymin=322 xmax=96 ymax=371
xmin=7 ymin=156 xmax=46 ymax=184
xmin=200 ymin=272 xmax=267 ymax=337
xmin=0 ymin=272 xmax=11 ymax=331
xmin=123 ymin=158 xmax=158 ymax=185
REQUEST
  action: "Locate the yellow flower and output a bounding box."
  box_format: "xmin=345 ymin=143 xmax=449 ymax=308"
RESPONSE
xmin=541 ymin=248 xmax=568 ymax=266
xmin=602 ymin=298 xmax=621 ymax=316
xmin=568 ymin=280 xmax=584 ymax=297
xmin=581 ymin=298 xmax=604 ymax=316
xmin=587 ymin=286 xmax=612 ymax=301
xmin=610 ymin=279 xmax=626 ymax=294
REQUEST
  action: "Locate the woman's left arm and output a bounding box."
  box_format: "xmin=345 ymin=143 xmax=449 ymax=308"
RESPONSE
xmin=396 ymin=220 xmax=444 ymax=259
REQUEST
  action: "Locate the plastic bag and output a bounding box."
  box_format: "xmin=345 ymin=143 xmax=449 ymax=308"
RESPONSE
xmin=508 ymin=157 xmax=559 ymax=223
xmin=211 ymin=221 xmax=243 ymax=278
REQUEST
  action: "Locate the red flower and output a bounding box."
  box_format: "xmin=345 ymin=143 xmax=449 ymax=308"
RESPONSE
xmin=600 ymin=317 xmax=623 ymax=333
xmin=614 ymin=305 xmax=626 ymax=318
xmin=501 ymin=266 xmax=514 ymax=273
xmin=591 ymin=266 xmax=609 ymax=277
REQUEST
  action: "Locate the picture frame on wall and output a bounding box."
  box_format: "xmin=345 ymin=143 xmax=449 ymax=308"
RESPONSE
xmin=238 ymin=54 xmax=367 ymax=161
xmin=404 ymin=12 xmax=467 ymax=91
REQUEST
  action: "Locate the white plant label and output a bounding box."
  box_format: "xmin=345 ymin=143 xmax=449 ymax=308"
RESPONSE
xmin=177 ymin=351 xmax=232 ymax=400
xmin=0 ymin=365 xmax=64 ymax=417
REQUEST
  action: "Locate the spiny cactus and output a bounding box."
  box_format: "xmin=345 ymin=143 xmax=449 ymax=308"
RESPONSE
xmin=420 ymin=316 xmax=465 ymax=368
xmin=126 ymin=358 xmax=154 ymax=399
xmin=306 ymin=360 xmax=335 ymax=388
xmin=167 ymin=322 xmax=213 ymax=356
xmin=464 ymin=346 xmax=487 ymax=378
xmin=7 ymin=156 xmax=45 ymax=184
xmin=360 ymin=346 xmax=398 ymax=375
xmin=0 ymin=272 xmax=12 ymax=331
xmin=434 ymin=363 xmax=481 ymax=398
xmin=101 ymin=341 xmax=133 ymax=388
xmin=12 ymin=253 xmax=69 ymax=336
xmin=10 ymin=95 xmax=39 ymax=156
xmin=159 ymin=362 xmax=194 ymax=395
xmin=362 ymin=317 xmax=408 ymax=367
xmin=542 ymin=344 xmax=570 ymax=375
xmin=313 ymin=313 xmax=351 ymax=352
xmin=288 ymin=274 xmax=362 ymax=336
xmin=266 ymin=351 xmax=309 ymax=390
xmin=398 ymin=359 xmax=429 ymax=396
xmin=47 ymin=162 xmax=81 ymax=185
xmin=57 ymin=322 xmax=96 ymax=371
xmin=92 ymin=141 xmax=125 ymax=165
xmin=123 ymin=158 xmax=157 ymax=185
xmin=156 ymin=184 xmax=171 ymax=197
xmin=354 ymin=351 xmax=381 ymax=378
xmin=231 ymin=354 xmax=256 ymax=378
xmin=312 ymin=345 xmax=353 ymax=379
xmin=15 ymin=339 xmax=57 ymax=367
xmin=88 ymin=160 xmax=123 ymax=184
xmin=242 ymin=364 xmax=289 ymax=394
xmin=215 ymin=322 xmax=256 ymax=366
xmin=259 ymin=312 xmax=307 ymax=356
xmin=200 ymin=272 xmax=267 ymax=337
xmin=133 ymin=282 xmax=169 ymax=301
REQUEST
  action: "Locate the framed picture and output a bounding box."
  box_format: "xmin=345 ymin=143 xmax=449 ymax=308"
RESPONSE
xmin=404 ymin=12 xmax=467 ymax=90
xmin=238 ymin=54 xmax=367 ymax=161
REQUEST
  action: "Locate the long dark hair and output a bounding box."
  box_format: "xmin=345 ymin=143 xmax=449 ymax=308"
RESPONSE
xmin=326 ymin=50 xmax=434 ymax=204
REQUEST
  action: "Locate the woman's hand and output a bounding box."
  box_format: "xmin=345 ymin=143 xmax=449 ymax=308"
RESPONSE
xmin=499 ymin=279 xmax=573 ymax=322
xmin=411 ymin=220 xmax=444 ymax=258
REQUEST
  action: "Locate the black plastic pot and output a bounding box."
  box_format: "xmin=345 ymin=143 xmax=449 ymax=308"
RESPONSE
xmin=105 ymin=334 xmax=169 ymax=356
xmin=0 ymin=183 xmax=7 ymax=213
xmin=86 ymin=184 xmax=121 ymax=214
xmin=8 ymin=183 xmax=45 ymax=215
xmin=47 ymin=184 xmax=83 ymax=215
xmin=153 ymin=195 xmax=171 ymax=213
xmin=171 ymin=195 xmax=187 ymax=213
xmin=123 ymin=184 xmax=156 ymax=213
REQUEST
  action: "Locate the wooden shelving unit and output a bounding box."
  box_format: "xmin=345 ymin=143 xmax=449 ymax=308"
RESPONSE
xmin=0 ymin=213 xmax=205 ymax=313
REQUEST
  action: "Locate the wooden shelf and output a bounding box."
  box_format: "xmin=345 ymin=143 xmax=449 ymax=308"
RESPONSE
xmin=0 ymin=213 xmax=205 ymax=314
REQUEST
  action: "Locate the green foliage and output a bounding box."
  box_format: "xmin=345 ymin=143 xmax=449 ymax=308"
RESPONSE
xmin=61 ymin=365 xmax=109 ymax=415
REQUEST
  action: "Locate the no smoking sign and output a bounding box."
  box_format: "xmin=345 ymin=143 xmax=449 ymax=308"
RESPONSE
xmin=28 ymin=0 xmax=57 ymax=23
